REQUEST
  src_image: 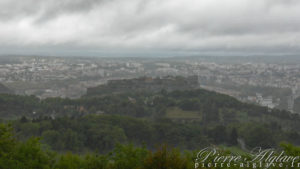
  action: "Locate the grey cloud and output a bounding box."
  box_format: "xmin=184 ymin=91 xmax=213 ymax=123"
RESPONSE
xmin=0 ymin=0 xmax=108 ymax=22
xmin=0 ymin=0 xmax=300 ymax=56
xmin=35 ymin=0 xmax=109 ymax=23
xmin=265 ymin=0 xmax=300 ymax=6
xmin=0 ymin=0 xmax=43 ymax=21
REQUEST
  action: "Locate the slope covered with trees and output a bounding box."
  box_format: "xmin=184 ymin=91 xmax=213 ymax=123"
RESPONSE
xmin=12 ymin=114 xmax=300 ymax=153
xmin=0 ymin=123 xmax=300 ymax=169
xmin=0 ymin=83 xmax=13 ymax=94
xmin=0 ymin=76 xmax=299 ymax=168
xmin=0 ymin=88 xmax=298 ymax=152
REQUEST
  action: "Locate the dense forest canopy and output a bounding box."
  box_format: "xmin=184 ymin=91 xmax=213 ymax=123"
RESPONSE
xmin=0 ymin=123 xmax=300 ymax=169
xmin=0 ymin=83 xmax=13 ymax=94
xmin=0 ymin=76 xmax=299 ymax=168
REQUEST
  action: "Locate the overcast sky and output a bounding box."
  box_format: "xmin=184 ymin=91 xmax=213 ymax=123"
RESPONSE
xmin=0 ymin=0 xmax=300 ymax=57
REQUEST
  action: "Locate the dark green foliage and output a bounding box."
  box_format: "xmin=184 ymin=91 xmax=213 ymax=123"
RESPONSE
xmin=294 ymin=97 xmax=300 ymax=114
xmin=0 ymin=83 xmax=13 ymax=94
xmin=0 ymin=94 xmax=40 ymax=118
xmin=0 ymin=88 xmax=299 ymax=156
xmin=0 ymin=124 xmax=16 ymax=157
xmin=228 ymin=128 xmax=238 ymax=146
xmin=0 ymin=88 xmax=299 ymax=125
xmin=179 ymin=99 xmax=200 ymax=111
xmin=0 ymin=124 xmax=54 ymax=169
xmin=86 ymin=76 xmax=199 ymax=97
xmin=14 ymin=115 xmax=209 ymax=152
xmin=1 ymin=123 xmax=300 ymax=169
xmin=240 ymin=124 xmax=276 ymax=148
xmin=11 ymin=114 xmax=298 ymax=153
xmin=143 ymin=145 xmax=191 ymax=169
xmin=109 ymin=144 xmax=148 ymax=169
xmin=207 ymin=125 xmax=228 ymax=144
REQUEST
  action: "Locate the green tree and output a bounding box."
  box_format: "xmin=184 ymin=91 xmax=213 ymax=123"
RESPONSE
xmin=110 ymin=144 xmax=148 ymax=169
xmin=229 ymin=128 xmax=238 ymax=146
xmin=143 ymin=145 xmax=192 ymax=169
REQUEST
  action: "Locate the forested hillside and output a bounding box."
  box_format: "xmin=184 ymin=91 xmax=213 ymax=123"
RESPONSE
xmin=86 ymin=76 xmax=199 ymax=96
xmin=0 ymin=77 xmax=300 ymax=168
xmin=0 ymin=88 xmax=299 ymax=152
xmin=0 ymin=123 xmax=300 ymax=169
xmin=0 ymin=83 xmax=13 ymax=94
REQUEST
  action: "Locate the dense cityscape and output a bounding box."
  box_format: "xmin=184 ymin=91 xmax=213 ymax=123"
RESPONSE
xmin=0 ymin=55 xmax=299 ymax=114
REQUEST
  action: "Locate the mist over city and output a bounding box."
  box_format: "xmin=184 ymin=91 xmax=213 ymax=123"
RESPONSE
xmin=0 ymin=0 xmax=300 ymax=169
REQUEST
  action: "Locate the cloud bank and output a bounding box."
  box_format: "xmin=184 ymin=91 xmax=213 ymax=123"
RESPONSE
xmin=0 ymin=0 xmax=300 ymax=56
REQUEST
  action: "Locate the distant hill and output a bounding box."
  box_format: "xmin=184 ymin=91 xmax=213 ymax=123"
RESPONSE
xmin=294 ymin=97 xmax=300 ymax=114
xmin=86 ymin=76 xmax=199 ymax=96
xmin=0 ymin=76 xmax=299 ymax=151
xmin=0 ymin=83 xmax=13 ymax=94
xmin=1 ymin=87 xmax=299 ymax=152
